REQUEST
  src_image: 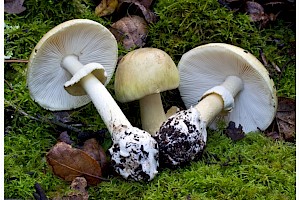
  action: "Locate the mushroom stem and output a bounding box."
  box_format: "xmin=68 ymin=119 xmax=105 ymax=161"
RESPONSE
xmin=62 ymin=55 xmax=132 ymax=133
xmin=194 ymin=94 xmax=223 ymax=124
xmin=195 ymin=75 xmax=243 ymax=124
xmin=139 ymin=93 xmax=166 ymax=135
xmin=221 ymin=75 xmax=243 ymax=97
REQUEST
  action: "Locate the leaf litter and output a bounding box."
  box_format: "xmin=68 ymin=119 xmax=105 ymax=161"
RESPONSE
xmin=46 ymin=140 xmax=108 ymax=186
xmin=4 ymin=0 xmax=26 ymax=14
xmin=95 ymin=0 xmax=157 ymax=49
xmin=110 ymin=15 xmax=148 ymax=50
xmin=264 ymin=97 xmax=295 ymax=142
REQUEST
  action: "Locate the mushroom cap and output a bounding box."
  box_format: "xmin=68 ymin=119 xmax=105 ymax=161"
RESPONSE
xmin=178 ymin=43 xmax=277 ymax=133
xmin=27 ymin=19 xmax=118 ymax=110
xmin=114 ymin=48 xmax=179 ymax=102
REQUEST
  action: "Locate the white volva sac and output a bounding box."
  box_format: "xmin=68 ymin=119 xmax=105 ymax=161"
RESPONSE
xmin=155 ymin=107 xmax=207 ymax=166
xmin=109 ymin=126 xmax=159 ymax=181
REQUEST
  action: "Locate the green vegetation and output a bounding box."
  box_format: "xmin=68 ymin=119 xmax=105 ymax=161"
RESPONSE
xmin=4 ymin=0 xmax=295 ymax=199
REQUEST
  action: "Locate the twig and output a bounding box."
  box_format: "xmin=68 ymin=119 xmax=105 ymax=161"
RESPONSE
xmin=5 ymin=99 xmax=85 ymax=134
xmin=4 ymin=79 xmax=14 ymax=90
xmin=271 ymin=61 xmax=281 ymax=73
xmin=33 ymin=183 xmax=48 ymax=200
xmin=259 ymin=49 xmax=268 ymax=67
xmin=277 ymin=118 xmax=295 ymax=126
xmin=4 ymin=59 xmax=28 ymax=63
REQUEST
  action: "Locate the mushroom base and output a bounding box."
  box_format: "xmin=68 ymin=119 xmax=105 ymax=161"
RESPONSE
xmin=155 ymin=107 xmax=207 ymax=167
xmin=109 ymin=126 xmax=159 ymax=181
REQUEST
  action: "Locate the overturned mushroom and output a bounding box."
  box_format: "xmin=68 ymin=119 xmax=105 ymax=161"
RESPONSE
xmin=155 ymin=43 xmax=277 ymax=166
xmin=27 ymin=19 xmax=158 ymax=181
xmin=114 ymin=48 xmax=179 ymax=135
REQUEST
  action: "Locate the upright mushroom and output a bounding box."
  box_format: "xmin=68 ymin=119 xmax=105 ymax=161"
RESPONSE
xmin=27 ymin=19 xmax=159 ymax=181
xmin=155 ymin=43 xmax=277 ymax=166
xmin=114 ymin=48 xmax=180 ymax=135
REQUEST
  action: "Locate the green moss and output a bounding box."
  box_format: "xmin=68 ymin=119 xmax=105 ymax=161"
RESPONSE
xmin=86 ymin=132 xmax=295 ymax=200
xmin=4 ymin=0 xmax=295 ymax=198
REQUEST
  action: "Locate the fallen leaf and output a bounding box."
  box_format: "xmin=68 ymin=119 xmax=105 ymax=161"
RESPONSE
xmin=110 ymin=15 xmax=148 ymax=50
xmin=245 ymin=1 xmax=264 ymax=16
xmin=218 ymin=0 xmax=295 ymax=28
xmin=224 ymin=121 xmax=245 ymax=141
xmin=82 ymin=138 xmax=108 ymax=173
xmin=46 ymin=142 xmax=102 ymax=186
xmin=52 ymin=177 xmax=89 ymax=200
xmin=95 ymin=0 xmax=119 ymax=17
xmin=58 ymin=131 xmax=74 ymax=145
xmin=119 ymin=0 xmax=157 ymax=23
xmin=77 ymin=129 xmax=107 ymax=144
xmin=53 ymin=111 xmax=73 ymax=124
xmin=4 ymin=0 xmax=26 ymax=14
xmin=119 ymin=0 xmax=154 ymax=9
xmin=70 ymin=177 xmax=88 ymax=193
xmin=265 ymin=130 xmax=283 ymax=141
xmin=245 ymin=1 xmax=270 ymax=26
xmin=276 ymin=97 xmax=295 ymax=142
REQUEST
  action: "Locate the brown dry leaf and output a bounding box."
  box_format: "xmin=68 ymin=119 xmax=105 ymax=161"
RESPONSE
xmin=46 ymin=142 xmax=102 ymax=186
xmin=245 ymin=1 xmax=268 ymax=22
xmin=82 ymin=138 xmax=108 ymax=173
xmin=53 ymin=177 xmax=89 ymax=200
xmin=110 ymin=15 xmax=148 ymax=50
xmin=4 ymin=0 xmax=26 ymax=14
xmin=120 ymin=0 xmax=157 ymax=23
xmin=276 ymin=97 xmax=295 ymax=141
xmin=265 ymin=130 xmax=283 ymax=141
xmin=120 ymin=0 xmax=154 ymax=9
xmin=58 ymin=131 xmax=74 ymax=145
xmin=224 ymin=121 xmax=245 ymax=141
xmin=95 ymin=0 xmax=119 ymax=17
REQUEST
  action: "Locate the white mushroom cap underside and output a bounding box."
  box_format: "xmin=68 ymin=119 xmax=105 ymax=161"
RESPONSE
xmin=27 ymin=19 xmax=118 ymax=110
xmin=178 ymin=43 xmax=277 ymax=133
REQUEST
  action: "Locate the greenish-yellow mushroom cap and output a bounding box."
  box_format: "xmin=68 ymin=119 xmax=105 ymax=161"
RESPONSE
xmin=114 ymin=48 xmax=179 ymax=102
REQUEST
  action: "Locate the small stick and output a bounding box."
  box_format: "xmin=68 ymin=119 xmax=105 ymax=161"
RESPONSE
xmin=271 ymin=61 xmax=281 ymax=73
xmin=5 ymin=99 xmax=84 ymax=134
xmin=4 ymin=79 xmax=14 ymax=90
xmin=259 ymin=49 xmax=268 ymax=67
xmin=4 ymin=59 xmax=28 ymax=63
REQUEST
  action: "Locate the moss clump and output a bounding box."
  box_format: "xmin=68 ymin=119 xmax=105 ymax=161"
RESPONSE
xmin=88 ymin=132 xmax=295 ymax=199
xmin=4 ymin=0 xmax=295 ymax=199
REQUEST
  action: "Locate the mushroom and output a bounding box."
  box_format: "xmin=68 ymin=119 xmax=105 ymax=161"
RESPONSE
xmin=26 ymin=19 xmax=159 ymax=181
xmin=114 ymin=48 xmax=180 ymax=135
xmin=155 ymin=43 xmax=277 ymax=166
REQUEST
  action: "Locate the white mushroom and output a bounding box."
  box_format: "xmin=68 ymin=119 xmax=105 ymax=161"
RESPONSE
xmin=114 ymin=48 xmax=180 ymax=135
xmin=155 ymin=43 xmax=277 ymax=166
xmin=27 ymin=19 xmax=158 ymax=181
